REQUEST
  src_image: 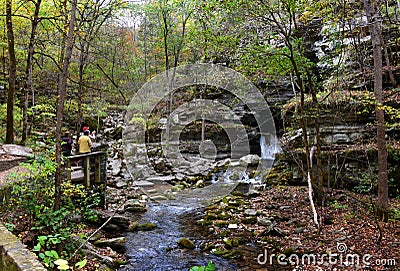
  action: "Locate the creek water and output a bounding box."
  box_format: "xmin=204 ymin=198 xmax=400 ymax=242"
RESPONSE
xmin=118 ymin=136 xmax=283 ymax=270
xmin=118 ymin=202 xmax=238 ymax=271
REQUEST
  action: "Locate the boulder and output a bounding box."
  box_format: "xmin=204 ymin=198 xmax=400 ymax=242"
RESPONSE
xmin=93 ymin=237 xmax=126 ymax=252
xmin=177 ymin=238 xmax=195 ymax=249
xmin=239 ymin=154 xmax=260 ymax=166
xmin=1 ymin=144 xmax=33 ymax=157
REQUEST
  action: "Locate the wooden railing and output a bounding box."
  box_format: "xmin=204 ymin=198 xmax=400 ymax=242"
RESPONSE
xmin=65 ymin=151 xmax=105 ymax=186
xmin=65 ymin=151 xmax=107 ymax=208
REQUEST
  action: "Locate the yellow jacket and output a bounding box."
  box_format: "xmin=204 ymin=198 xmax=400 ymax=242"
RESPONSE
xmin=78 ymin=135 xmax=92 ymax=153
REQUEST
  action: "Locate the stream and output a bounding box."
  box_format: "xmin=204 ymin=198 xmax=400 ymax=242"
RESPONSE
xmin=118 ymin=202 xmax=238 ymax=271
xmin=117 ymin=135 xmax=282 ymax=270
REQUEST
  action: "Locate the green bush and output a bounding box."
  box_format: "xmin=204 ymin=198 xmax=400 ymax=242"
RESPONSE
xmin=7 ymin=153 xmax=100 ymax=269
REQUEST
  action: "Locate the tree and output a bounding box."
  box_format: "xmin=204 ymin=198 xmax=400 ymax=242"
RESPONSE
xmin=364 ymin=0 xmax=389 ymax=221
xmin=74 ymin=0 xmax=117 ymax=144
xmin=5 ymin=0 xmax=16 ymax=144
xmin=54 ymin=0 xmax=77 ymax=211
xmin=238 ymin=0 xmax=325 ymax=212
xmin=22 ymin=0 xmax=42 ymax=144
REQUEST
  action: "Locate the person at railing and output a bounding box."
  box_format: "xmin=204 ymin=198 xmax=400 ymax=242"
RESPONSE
xmin=61 ymin=131 xmax=73 ymax=156
xmin=89 ymin=130 xmax=96 ymax=142
xmin=78 ymin=130 xmax=92 ymax=154
xmin=78 ymin=130 xmax=93 ymax=169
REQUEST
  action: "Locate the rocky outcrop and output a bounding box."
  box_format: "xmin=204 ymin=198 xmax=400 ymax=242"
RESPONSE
xmin=0 ymin=144 xmax=33 ymax=172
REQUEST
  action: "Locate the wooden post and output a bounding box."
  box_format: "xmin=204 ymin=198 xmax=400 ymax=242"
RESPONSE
xmin=94 ymin=156 xmax=101 ymax=183
xmin=67 ymin=160 xmax=72 ymax=182
xmin=84 ymin=156 xmax=90 ymax=188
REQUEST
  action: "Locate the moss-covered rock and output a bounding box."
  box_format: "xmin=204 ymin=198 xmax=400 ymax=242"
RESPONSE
xmin=177 ymin=238 xmax=195 ymax=249
xmin=136 ymin=222 xmax=157 ymax=231
xmin=241 ymin=216 xmax=257 ymax=225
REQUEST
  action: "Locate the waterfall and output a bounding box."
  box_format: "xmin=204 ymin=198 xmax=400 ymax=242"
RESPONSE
xmin=260 ymin=134 xmax=282 ymax=160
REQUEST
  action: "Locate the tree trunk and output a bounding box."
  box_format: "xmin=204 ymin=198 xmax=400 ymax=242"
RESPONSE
xmin=309 ymin=71 xmax=324 ymax=205
xmin=54 ymin=0 xmax=77 ymax=211
xmin=5 ymin=0 xmax=16 ymax=144
xmin=22 ymin=0 xmax=42 ymax=145
xmin=364 ymin=0 xmax=389 ymax=221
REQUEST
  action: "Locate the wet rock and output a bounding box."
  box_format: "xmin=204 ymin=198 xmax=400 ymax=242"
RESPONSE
xmin=200 ymin=243 xmax=215 ymax=252
xmin=124 ymin=201 xmax=147 ymax=213
xmin=228 ymin=223 xmax=238 ymax=229
xmin=215 ymin=220 xmax=229 ymax=227
xmin=115 ymin=180 xmax=127 ymax=188
xmin=195 ymin=180 xmax=205 ymax=188
xmin=230 ymin=191 xmax=244 ymax=197
xmin=150 ymin=195 xmax=168 ymax=201
xmin=97 ymin=264 xmax=114 ymax=271
xmin=205 ymin=212 xmax=218 ymax=220
xmin=137 ymin=222 xmax=157 ymax=231
xmin=95 ymin=211 xmax=130 ymax=231
xmin=212 ymin=248 xmax=230 ymax=256
xmin=127 ymin=222 xmax=138 ymax=232
xmin=228 ymin=200 xmax=241 ymax=207
xmin=259 ymin=223 xmax=286 ymax=237
xmin=177 ymin=238 xmax=195 ymax=249
xmin=239 ymin=154 xmax=260 ymax=166
xmin=257 ymin=218 xmax=273 ymax=226
xmin=294 ymin=227 xmax=304 ymax=234
xmin=279 ymin=205 xmax=292 ymax=211
xmin=171 ymin=185 xmax=184 ymax=192
xmin=217 ymin=212 xmax=231 ymax=220
xmin=223 ymin=238 xmax=239 ymax=248
xmin=164 ymin=191 xmax=176 ymax=200
xmin=244 ymin=209 xmax=257 ymax=216
xmin=94 ymin=237 xmax=126 ymax=252
xmin=241 ymin=216 xmax=257 ymax=224
xmin=83 ymin=249 xmax=116 ymax=269
xmin=214 ymin=158 xmax=231 ymax=168
xmin=111 ymin=160 xmax=122 ymax=176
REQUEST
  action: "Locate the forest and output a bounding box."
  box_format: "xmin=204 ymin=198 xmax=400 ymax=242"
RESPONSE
xmin=0 ymin=0 xmax=400 ymax=270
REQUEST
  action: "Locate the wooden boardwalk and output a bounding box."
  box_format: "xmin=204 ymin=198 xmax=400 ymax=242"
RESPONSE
xmin=65 ymin=151 xmax=107 ymax=208
xmin=65 ymin=151 xmax=106 ymax=187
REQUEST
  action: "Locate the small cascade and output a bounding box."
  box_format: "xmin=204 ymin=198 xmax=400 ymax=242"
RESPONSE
xmin=260 ymin=134 xmax=282 ymax=160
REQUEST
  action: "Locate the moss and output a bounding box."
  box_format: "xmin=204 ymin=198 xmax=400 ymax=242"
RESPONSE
xmin=241 ymin=217 xmax=257 ymax=225
xmin=177 ymin=238 xmax=195 ymax=249
xmin=231 ymin=191 xmax=244 ymax=197
xmin=218 ymin=230 xmax=229 ymax=237
xmin=213 ymin=248 xmax=230 ymax=256
xmin=136 ymin=222 xmax=156 ymax=231
xmin=127 ymin=222 xmax=138 ymax=232
xmin=197 ymin=219 xmax=213 ymax=226
xmin=222 ymin=250 xmax=242 ymax=259
xmin=217 ymin=212 xmax=231 ymax=220
xmin=200 ymin=243 xmax=215 ymax=252
xmin=215 ymin=220 xmax=229 ymax=227
xmin=205 ymin=212 xmax=218 ymax=220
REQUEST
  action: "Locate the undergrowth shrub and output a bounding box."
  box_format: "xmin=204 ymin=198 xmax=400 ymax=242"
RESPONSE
xmin=6 ymin=153 xmax=100 ymax=269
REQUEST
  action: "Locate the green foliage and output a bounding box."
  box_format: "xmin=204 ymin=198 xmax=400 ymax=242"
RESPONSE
xmin=390 ymin=208 xmax=400 ymax=221
xmin=7 ymin=153 xmax=101 ymax=268
xmin=190 ymin=260 xmax=216 ymax=271
xmin=327 ymin=200 xmax=348 ymax=210
xmin=353 ymin=168 xmax=378 ymax=194
xmin=0 ymin=102 xmax=23 ymax=142
xmin=10 ymin=155 xmax=57 ymax=213
xmin=33 ymin=235 xmax=61 ymax=268
xmin=129 ymin=113 xmax=146 ymax=128
xmin=75 ymin=258 xmax=87 ymax=269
